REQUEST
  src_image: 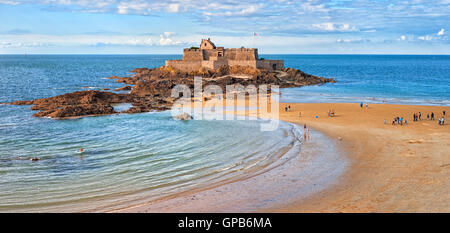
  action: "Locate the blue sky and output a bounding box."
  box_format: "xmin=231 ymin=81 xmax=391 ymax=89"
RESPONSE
xmin=0 ymin=0 xmax=449 ymax=54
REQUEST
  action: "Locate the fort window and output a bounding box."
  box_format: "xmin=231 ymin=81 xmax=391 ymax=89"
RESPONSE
xmin=218 ymin=52 xmax=223 ymax=57
xmin=272 ymin=64 xmax=277 ymax=70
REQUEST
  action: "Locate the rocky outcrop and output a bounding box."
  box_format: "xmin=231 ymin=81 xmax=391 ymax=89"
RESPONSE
xmin=9 ymin=65 xmax=334 ymax=119
xmin=174 ymin=113 xmax=193 ymax=121
xmin=12 ymin=91 xmax=131 ymax=118
xmin=33 ymin=104 xmax=116 ymax=118
xmin=10 ymin=100 xmax=34 ymax=105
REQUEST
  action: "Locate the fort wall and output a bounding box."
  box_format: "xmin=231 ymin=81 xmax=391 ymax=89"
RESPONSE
xmin=166 ymin=39 xmax=283 ymax=72
xmin=165 ymin=60 xmax=202 ymax=72
xmin=182 ymin=49 xmax=203 ymax=61
xmin=256 ymin=60 xmax=284 ymax=70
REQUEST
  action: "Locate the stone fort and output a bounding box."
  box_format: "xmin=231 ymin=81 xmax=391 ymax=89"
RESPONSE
xmin=165 ymin=38 xmax=284 ymax=72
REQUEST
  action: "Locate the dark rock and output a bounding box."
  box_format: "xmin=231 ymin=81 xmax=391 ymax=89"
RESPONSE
xmin=9 ymin=100 xmax=34 ymax=105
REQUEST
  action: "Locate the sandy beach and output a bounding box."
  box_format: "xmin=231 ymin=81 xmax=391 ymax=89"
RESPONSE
xmin=270 ymin=102 xmax=450 ymax=212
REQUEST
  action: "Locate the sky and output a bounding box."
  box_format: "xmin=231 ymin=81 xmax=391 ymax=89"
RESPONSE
xmin=0 ymin=0 xmax=449 ymax=54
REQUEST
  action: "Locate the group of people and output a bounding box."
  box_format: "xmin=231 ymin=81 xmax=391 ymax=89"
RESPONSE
xmin=392 ymin=116 xmax=407 ymax=126
xmin=360 ymin=102 xmax=368 ymax=108
xmin=438 ymin=117 xmax=446 ymax=125
xmin=438 ymin=110 xmax=446 ymax=125
xmin=284 ymin=105 xmax=291 ymax=112
xmin=418 ymin=111 xmax=446 ymax=126
xmin=303 ymin=124 xmax=310 ymax=140
xmin=327 ymin=109 xmax=335 ymax=117
xmin=391 ymin=110 xmax=446 ymax=126
xmin=413 ymin=112 xmax=422 ymax=121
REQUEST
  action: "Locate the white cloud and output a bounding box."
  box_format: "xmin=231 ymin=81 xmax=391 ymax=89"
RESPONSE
xmin=0 ymin=0 xmax=20 ymax=5
xmin=0 ymin=40 xmax=55 ymax=48
xmin=415 ymin=29 xmax=448 ymax=41
xmin=159 ymin=32 xmax=181 ymax=46
xmin=418 ymin=35 xmax=433 ymax=41
xmin=312 ymin=23 xmax=358 ymax=32
xmin=399 ymin=35 xmax=406 ymax=41
xmin=163 ymin=32 xmax=176 ymax=37
xmin=117 ymin=1 xmax=151 ymax=15
xmin=166 ymin=3 xmax=180 ymax=13
xmin=336 ymin=38 xmax=370 ymax=43
xmin=1 ymin=34 xmax=159 ymax=48
xmin=202 ymin=4 xmax=262 ymax=17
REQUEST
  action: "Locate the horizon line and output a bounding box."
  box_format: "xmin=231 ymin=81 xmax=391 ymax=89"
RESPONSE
xmin=1 ymin=53 xmax=450 ymax=56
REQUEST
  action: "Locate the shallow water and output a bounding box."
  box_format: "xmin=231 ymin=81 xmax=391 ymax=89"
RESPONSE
xmin=0 ymin=107 xmax=300 ymax=212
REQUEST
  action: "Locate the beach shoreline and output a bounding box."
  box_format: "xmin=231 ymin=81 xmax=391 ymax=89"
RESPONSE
xmin=269 ymin=103 xmax=449 ymax=212
xmin=115 ymin=101 xmax=449 ymax=213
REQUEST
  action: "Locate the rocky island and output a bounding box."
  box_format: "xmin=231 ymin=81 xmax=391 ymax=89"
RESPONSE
xmin=8 ymin=39 xmax=335 ymax=119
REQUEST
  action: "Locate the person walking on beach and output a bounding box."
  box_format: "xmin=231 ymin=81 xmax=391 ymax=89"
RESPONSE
xmin=419 ymin=112 xmax=421 ymax=120
xmin=365 ymin=103 xmax=368 ymax=108
xmin=304 ymin=124 xmax=307 ymax=140
xmin=285 ymin=106 xmax=287 ymax=112
xmin=360 ymin=102 xmax=363 ymax=108
xmin=444 ymin=110 xmax=446 ymax=116
xmin=431 ymin=112 xmax=435 ymax=120
xmin=427 ymin=114 xmax=430 ymax=120
xmin=392 ymin=118 xmax=396 ymax=125
xmin=288 ymin=105 xmax=291 ymax=111
xmin=443 ymin=117 xmax=445 ymax=125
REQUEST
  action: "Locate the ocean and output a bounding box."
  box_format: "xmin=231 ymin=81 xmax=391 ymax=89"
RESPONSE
xmin=264 ymin=55 xmax=450 ymax=106
xmin=0 ymin=54 xmax=448 ymax=212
